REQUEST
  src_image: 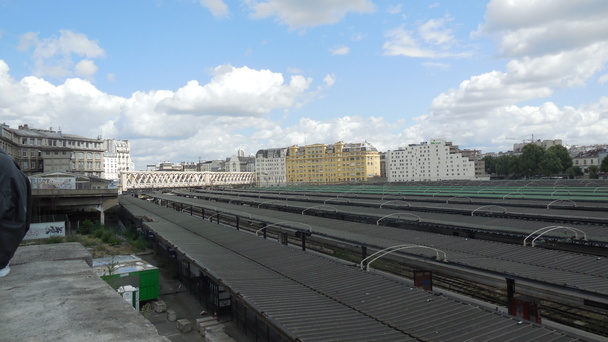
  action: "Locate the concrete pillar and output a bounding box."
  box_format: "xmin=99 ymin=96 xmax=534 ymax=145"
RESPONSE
xmin=99 ymin=204 xmax=105 ymax=225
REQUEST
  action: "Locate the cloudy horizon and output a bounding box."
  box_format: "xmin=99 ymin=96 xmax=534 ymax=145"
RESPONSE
xmin=1 ymin=0 xmax=607 ymax=170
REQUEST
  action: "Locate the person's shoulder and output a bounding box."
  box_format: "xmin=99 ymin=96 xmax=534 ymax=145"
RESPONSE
xmin=0 ymin=150 xmax=18 ymax=169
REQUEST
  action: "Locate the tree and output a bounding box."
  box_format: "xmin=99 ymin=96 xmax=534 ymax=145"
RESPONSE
xmin=520 ymin=144 xmax=545 ymax=177
xmin=546 ymin=145 xmax=572 ymax=172
xmin=600 ymin=155 xmax=608 ymax=172
xmin=566 ymin=166 xmax=583 ymax=179
xmin=539 ymin=151 xmax=563 ymax=176
xmin=482 ymin=155 xmax=497 ymax=175
xmin=495 ymin=155 xmax=515 ymax=177
xmin=588 ymin=165 xmax=599 ymax=179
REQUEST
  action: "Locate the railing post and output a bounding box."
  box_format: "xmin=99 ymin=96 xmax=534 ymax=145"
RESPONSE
xmin=361 ymin=246 xmax=368 ymax=266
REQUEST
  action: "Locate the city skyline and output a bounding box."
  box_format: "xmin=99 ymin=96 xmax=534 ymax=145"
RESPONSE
xmin=1 ymin=1 xmax=607 ymax=170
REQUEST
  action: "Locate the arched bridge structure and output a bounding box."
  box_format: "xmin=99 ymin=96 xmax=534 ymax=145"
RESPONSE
xmin=119 ymin=171 xmax=257 ymax=192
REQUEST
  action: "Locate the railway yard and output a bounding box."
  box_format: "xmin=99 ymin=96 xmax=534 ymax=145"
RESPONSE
xmin=119 ymin=179 xmax=608 ymax=341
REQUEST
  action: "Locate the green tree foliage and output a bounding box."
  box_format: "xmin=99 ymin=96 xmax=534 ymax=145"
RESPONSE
xmin=546 ymin=145 xmax=572 ymax=171
xmin=566 ymin=166 xmax=583 ymax=179
xmin=482 ymin=144 xmax=574 ymax=178
xmin=495 ymin=155 xmax=518 ymax=177
xmin=588 ymin=165 xmax=599 ymax=179
xmin=600 ymin=156 xmax=608 ymax=172
xmin=520 ymin=144 xmax=545 ymax=177
xmin=539 ymin=151 xmax=563 ymax=176
xmin=482 ymin=155 xmax=496 ymax=174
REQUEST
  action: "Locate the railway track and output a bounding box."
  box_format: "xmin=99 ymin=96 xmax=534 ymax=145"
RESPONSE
xmin=135 ymin=191 xmax=608 ymax=338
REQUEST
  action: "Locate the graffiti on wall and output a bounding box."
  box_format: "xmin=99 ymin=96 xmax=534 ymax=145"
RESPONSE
xmin=24 ymin=222 xmax=66 ymax=240
xmin=30 ymin=177 xmax=76 ymax=190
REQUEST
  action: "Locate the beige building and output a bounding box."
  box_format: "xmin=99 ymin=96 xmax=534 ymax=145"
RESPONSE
xmin=1 ymin=124 xmax=105 ymax=177
xmin=573 ymin=149 xmax=607 ymax=173
xmin=286 ymin=141 xmax=381 ymax=184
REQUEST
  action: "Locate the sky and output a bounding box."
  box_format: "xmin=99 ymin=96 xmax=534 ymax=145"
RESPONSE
xmin=1 ymin=0 xmax=607 ymax=170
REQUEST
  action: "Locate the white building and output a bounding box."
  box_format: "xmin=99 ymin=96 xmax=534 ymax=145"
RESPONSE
xmin=103 ymin=139 xmax=134 ymax=180
xmin=386 ymin=139 xmax=476 ymax=182
xmin=227 ymin=154 xmax=255 ymax=173
xmin=255 ymin=148 xmax=288 ymax=187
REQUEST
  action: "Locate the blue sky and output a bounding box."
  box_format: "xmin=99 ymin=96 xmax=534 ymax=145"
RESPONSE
xmin=1 ymin=0 xmax=607 ymax=170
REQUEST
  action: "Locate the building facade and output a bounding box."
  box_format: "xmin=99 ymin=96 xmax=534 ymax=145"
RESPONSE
xmin=458 ymin=147 xmax=489 ymax=179
xmin=255 ymin=148 xmax=288 ymax=187
xmin=103 ymin=139 xmax=134 ymax=180
xmin=386 ymin=139 xmax=476 ymax=182
xmin=199 ymin=160 xmax=226 ymax=172
xmin=572 ymin=149 xmax=607 ymax=173
xmin=285 ymin=141 xmax=381 ymax=184
xmin=0 ymin=124 xmax=105 ymax=177
xmin=227 ymin=155 xmax=255 ymax=173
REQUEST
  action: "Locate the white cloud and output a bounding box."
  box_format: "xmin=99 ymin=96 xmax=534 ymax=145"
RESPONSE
xmin=0 ymin=60 xmax=336 ymax=169
xmin=157 ymin=65 xmax=312 ymax=116
xmin=599 ymin=74 xmax=608 ymax=84
xmin=246 ymin=0 xmax=375 ymax=29
xmin=383 ymin=26 xmax=436 ymax=58
xmin=323 ymin=74 xmax=335 ymax=87
xmin=478 ymin=0 xmax=608 ymax=58
xmin=74 ymin=59 xmax=98 ymax=79
xmin=329 ymin=45 xmax=349 ymax=55
xmin=17 ymin=30 xmax=105 ymax=79
xmin=199 ymin=0 xmax=229 ymax=17
xmin=413 ymin=98 xmax=608 ymax=152
xmin=419 ymin=18 xmax=454 ymax=45
xmin=431 ymin=1 xmax=608 ymax=118
xmin=421 ymin=0 xmax=608 ymax=151
xmin=383 ymin=19 xmax=469 ymax=58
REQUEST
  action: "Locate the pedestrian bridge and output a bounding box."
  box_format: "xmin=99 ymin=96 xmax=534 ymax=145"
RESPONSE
xmin=119 ymin=171 xmax=257 ymax=192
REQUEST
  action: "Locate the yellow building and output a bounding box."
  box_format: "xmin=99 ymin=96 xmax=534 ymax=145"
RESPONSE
xmin=286 ymin=141 xmax=380 ymax=184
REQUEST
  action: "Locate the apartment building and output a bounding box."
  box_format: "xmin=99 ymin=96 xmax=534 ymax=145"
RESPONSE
xmin=286 ymin=141 xmax=381 ymax=184
xmin=255 ymin=148 xmax=288 ymax=187
xmin=386 ymin=139 xmax=476 ymax=182
xmin=103 ymin=139 xmax=134 ymax=180
xmin=458 ymin=147 xmax=489 ymax=179
xmin=0 ymin=124 xmax=105 ymax=177
xmin=572 ymin=149 xmax=607 ymax=173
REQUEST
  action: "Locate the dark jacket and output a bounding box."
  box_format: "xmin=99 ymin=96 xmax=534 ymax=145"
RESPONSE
xmin=0 ymin=148 xmax=32 ymax=269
